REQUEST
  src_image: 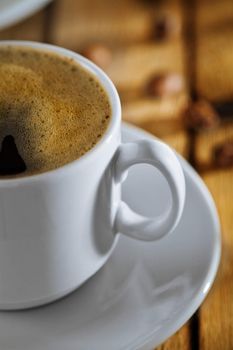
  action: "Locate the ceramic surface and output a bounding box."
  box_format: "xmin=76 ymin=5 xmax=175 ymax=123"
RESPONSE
xmin=0 ymin=41 xmax=185 ymax=309
xmin=0 ymin=124 xmax=221 ymax=350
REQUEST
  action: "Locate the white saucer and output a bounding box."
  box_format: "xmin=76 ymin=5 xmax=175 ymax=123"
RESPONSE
xmin=0 ymin=0 xmax=52 ymax=30
xmin=0 ymin=123 xmax=220 ymax=350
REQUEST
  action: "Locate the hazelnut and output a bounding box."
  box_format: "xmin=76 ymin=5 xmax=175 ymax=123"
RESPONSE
xmin=147 ymin=73 xmax=184 ymax=97
xmin=214 ymin=141 xmax=233 ymax=168
xmin=184 ymin=99 xmax=220 ymax=131
xmin=81 ymin=44 xmax=112 ymax=68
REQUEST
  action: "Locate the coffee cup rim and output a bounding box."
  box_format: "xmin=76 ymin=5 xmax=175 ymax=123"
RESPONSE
xmin=0 ymin=40 xmax=121 ymax=185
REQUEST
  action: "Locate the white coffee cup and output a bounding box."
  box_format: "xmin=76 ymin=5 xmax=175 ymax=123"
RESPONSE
xmin=0 ymin=41 xmax=185 ymax=310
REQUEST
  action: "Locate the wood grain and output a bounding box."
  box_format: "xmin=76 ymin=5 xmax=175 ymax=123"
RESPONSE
xmin=50 ymin=0 xmax=153 ymax=50
xmin=199 ymin=168 xmax=233 ymax=350
xmin=196 ymin=0 xmax=233 ymax=34
xmin=196 ymin=0 xmax=233 ymax=102
xmin=0 ymin=11 xmax=45 ymax=41
xmin=122 ymin=94 xmax=187 ymax=133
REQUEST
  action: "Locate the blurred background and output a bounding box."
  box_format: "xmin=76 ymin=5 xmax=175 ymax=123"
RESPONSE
xmin=0 ymin=0 xmax=232 ymax=349
xmin=1 ymin=0 xmax=232 ymax=169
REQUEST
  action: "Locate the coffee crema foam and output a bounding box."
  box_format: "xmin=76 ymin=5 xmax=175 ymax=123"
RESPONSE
xmin=0 ymin=46 xmax=111 ymax=177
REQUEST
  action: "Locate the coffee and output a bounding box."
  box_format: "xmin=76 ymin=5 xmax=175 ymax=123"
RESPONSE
xmin=0 ymin=46 xmax=111 ymax=177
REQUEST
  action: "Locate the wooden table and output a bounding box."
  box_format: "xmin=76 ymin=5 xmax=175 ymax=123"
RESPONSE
xmin=0 ymin=0 xmax=232 ymax=349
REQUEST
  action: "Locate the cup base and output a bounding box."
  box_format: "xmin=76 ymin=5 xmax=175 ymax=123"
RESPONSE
xmin=0 ymin=283 xmax=83 ymax=311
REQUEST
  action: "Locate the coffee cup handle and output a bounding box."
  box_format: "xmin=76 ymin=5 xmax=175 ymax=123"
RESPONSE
xmin=113 ymin=140 xmax=185 ymax=241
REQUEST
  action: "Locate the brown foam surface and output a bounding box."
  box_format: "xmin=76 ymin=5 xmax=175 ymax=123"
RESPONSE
xmin=0 ymin=46 xmax=111 ymax=177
